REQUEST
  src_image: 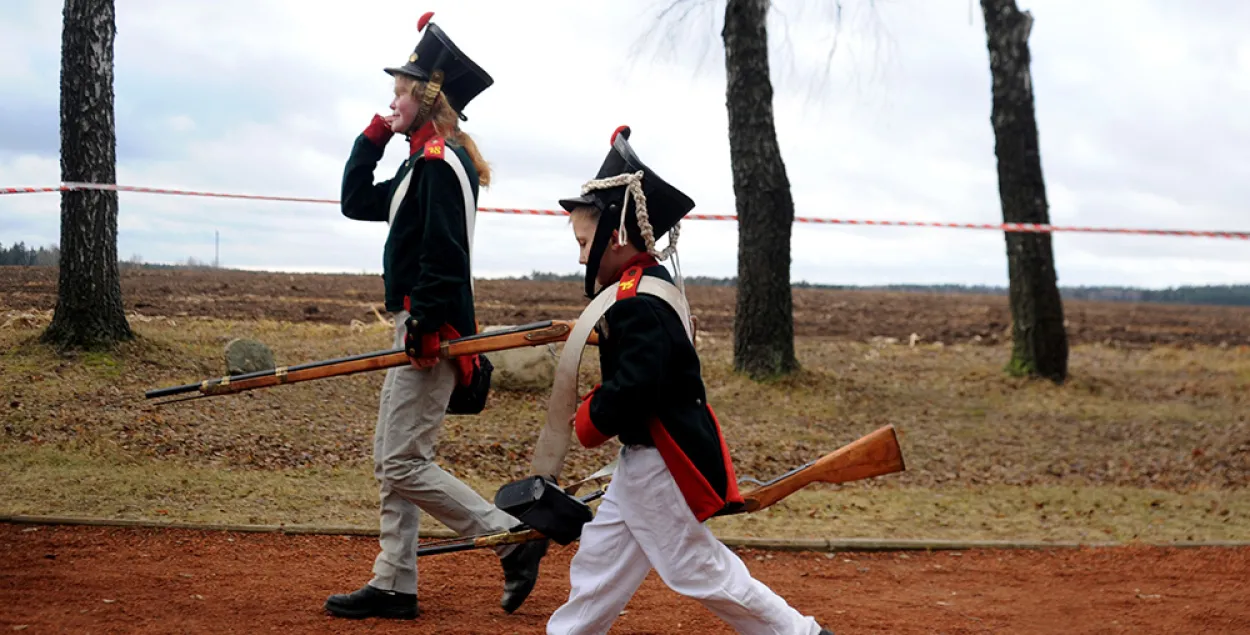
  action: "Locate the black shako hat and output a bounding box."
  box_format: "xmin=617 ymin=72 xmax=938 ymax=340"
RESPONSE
xmin=558 ymin=126 xmax=695 ymax=298
xmin=384 ymin=12 xmax=493 ymax=118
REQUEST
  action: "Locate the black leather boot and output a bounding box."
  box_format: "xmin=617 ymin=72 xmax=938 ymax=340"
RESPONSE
xmin=324 ymin=584 xmax=418 ymax=620
xmin=499 ymin=539 xmax=549 ymax=613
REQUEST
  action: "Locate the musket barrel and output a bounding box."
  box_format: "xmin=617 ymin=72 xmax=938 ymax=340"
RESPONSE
xmin=143 ymin=319 xmax=581 ymax=401
xmin=144 ymin=347 xmax=404 ymax=400
xmin=413 ymin=539 xmax=482 ymax=556
xmin=143 ymin=382 xmax=203 ymax=399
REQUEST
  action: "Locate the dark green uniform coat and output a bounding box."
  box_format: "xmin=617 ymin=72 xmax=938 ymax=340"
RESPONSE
xmin=575 ymin=254 xmax=744 ymax=521
xmin=340 ymin=132 xmax=478 ymax=340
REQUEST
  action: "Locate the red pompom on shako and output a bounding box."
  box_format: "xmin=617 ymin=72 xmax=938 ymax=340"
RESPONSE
xmin=383 ymin=11 xmax=494 ymax=117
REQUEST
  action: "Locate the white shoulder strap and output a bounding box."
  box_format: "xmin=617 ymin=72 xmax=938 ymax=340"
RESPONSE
xmin=638 ymin=277 xmax=692 ymax=341
xmin=531 ymin=284 xmax=619 ymax=479
xmin=530 ymin=274 xmax=692 ymax=479
xmin=386 ymin=147 xmax=478 ymax=293
xmin=441 ymin=149 xmax=478 ymax=294
xmin=387 ymin=169 xmax=413 ymax=226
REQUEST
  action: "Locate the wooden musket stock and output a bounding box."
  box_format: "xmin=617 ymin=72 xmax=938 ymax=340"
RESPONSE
xmin=416 ymin=425 xmax=905 ymax=557
xmin=728 ymin=424 xmax=905 ymax=514
xmin=145 ymin=319 xmax=596 ymax=401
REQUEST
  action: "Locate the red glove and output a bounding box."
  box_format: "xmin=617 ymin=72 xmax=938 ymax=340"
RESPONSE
xmin=403 ymin=314 xmax=440 ymax=370
xmin=363 ymin=114 xmax=395 ymax=147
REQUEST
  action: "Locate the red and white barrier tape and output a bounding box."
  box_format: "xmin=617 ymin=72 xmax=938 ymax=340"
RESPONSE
xmin=4 ymin=182 xmax=1248 ymax=239
xmin=2 ymin=183 xmax=339 ymax=205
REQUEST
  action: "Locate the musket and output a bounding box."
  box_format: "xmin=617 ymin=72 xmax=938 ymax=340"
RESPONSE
xmin=415 ymin=424 xmax=905 ymax=557
xmin=727 ymin=424 xmax=905 ymax=513
xmin=145 ymin=319 xmax=596 ymax=403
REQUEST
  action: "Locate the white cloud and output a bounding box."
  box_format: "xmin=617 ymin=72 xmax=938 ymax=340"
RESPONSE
xmin=0 ymin=0 xmax=1248 ymax=289
xmin=167 ymin=116 xmax=196 ymax=133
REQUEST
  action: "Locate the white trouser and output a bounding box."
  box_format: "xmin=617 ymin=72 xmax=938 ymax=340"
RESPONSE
xmin=547 ymin=445 xmax=824 ymax=635
xmin=368 ymin=311 xmax=518 ymax=595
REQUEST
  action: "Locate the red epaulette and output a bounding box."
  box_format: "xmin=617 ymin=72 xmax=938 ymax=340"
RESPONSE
xmin=616 ymin=266 xmax=644 ymax=301
xmin=422 ymin=136 xmax=446 ymax=161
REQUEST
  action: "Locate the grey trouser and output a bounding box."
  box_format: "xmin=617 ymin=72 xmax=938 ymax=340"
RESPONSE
xmin=369 ymin=311 xmax=518 ymax=594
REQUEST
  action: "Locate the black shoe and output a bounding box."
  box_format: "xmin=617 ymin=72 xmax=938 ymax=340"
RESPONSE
xmin=324 ymin=584 xmax=418 ymax=620
xmin=819 ymin=628 xmax=835 ymax=635
xmin=499 ymin=539 xmax=548 ymax=613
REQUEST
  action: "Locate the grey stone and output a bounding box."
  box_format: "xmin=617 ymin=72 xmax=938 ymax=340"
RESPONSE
xmin=479 ymin=324 xmax=558 ymax=392
xmin=225 ymin=338 xmax=275 ymax=376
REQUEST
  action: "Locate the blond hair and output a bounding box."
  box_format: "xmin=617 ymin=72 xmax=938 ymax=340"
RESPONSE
xmin=397 ymin=75 xmax=492 ymax=187
xmin=568 ymin=204 xmax=600 ymax=224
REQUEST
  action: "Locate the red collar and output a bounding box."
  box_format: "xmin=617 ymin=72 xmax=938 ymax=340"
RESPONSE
xmin=407 ymin=121 xmax=438 ymax=156
xmin=615 ymin=253 xmax=658 ymax=281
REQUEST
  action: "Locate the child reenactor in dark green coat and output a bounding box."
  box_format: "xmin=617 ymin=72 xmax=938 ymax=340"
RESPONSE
xmin=546 ymin=126 xmax=835 ymax=635
xmin=324 ymin=11 xmax=545 ymax=621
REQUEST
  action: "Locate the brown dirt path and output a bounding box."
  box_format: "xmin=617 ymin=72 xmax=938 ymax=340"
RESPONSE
xmin=2 ymin=524 xmax=1247 ymax=634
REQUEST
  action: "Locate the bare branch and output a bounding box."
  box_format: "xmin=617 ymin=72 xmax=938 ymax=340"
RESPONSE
xmin=767 ymin=2 xmax=806 ymax=91
xmin=627 ymin=0 xmax=720 ymax=77
xmin=631 ymin=0 xmax=894 ymax=110
xmin=798 ymin=0 xmax=897 ymax=106
xmin=817 ymin=1 xmax=846 ymax=87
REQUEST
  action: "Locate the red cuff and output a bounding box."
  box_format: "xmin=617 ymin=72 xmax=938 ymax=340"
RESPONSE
xmin=363 ymin=114 xmax=395 ymax=147
xmin=420 ymin=331 xmax=440 ymax=358
xmin=575 ymin=386 xmax=610 ymax=448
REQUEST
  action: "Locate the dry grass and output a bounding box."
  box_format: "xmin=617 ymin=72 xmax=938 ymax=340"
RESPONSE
xmin=2 ymin=444 xmax=1246 ymax=543
xmin=2 ymin=315 xmax=1249 ymax=542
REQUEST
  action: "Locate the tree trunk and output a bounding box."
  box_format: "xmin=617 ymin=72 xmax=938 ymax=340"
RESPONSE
xmin=42 ymin=0 xmax=132 ymax=350
xmin=980 ymin=0 xmax=1067 ymax=383
xmin=723 ymin=0 xmax=799 ymax=379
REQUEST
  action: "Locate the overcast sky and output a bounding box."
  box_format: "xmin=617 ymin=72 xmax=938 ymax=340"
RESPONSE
xmin=2 ymin=0 xmax=1248 ymax=288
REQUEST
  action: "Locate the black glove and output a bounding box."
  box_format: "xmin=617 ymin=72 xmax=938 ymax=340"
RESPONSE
xmin=404 ymin=314 xmax=440 ymax=368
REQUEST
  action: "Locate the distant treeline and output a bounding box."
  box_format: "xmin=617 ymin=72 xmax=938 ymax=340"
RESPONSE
xmin=4 ymin=243 xmax=1247 ymax=307
xmin=0 ymin=242 xmax=212 ymax=269
xmin=513 ymin=271 xmax=1250 ymax=307
xmin=0 ymin=242 xmax=60 ymax=266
